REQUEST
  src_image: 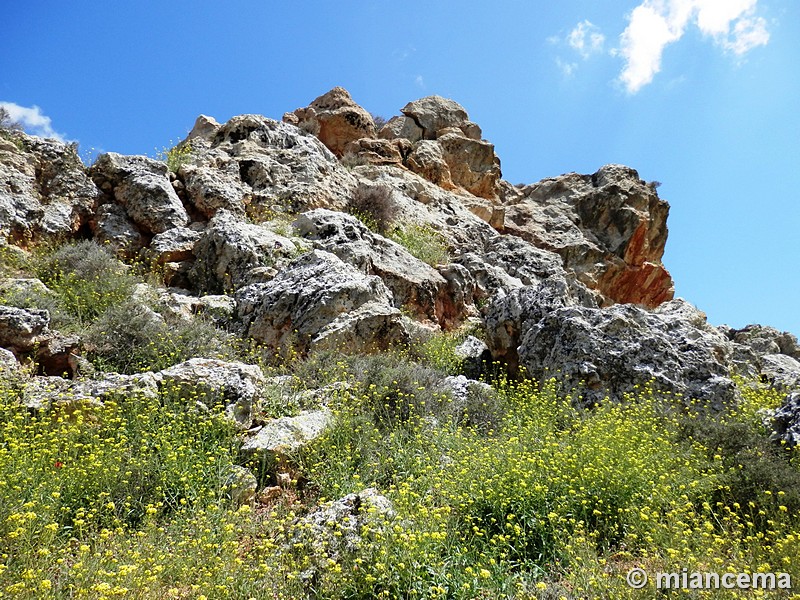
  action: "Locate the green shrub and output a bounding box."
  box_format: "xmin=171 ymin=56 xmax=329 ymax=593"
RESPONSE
xmin=35 ymin=240 xmax=137 ymax=326
xmin=347 ymin=183 xmax=397 ymax=234
xmin=390 ymin=223 xmax=450 ymax=266
xmin=85 ymin=299 xmax=240 ymax=373
xmin=156 ymin=140 xmax=193 ymax=173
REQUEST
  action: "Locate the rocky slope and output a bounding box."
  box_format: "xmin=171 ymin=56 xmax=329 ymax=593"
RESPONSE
xmin=1 ymin=86 xmax=799 ymax=441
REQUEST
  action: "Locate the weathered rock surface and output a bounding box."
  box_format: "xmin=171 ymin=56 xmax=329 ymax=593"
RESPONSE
xmin=496 ymin=293 xmax=738 ymax=407
xmin=285 ymin=488 xmax=395 ymax=580
xmin=293 ymin=209 xmax=465 ymax=326
xmin=190 ymin=210 xmax=301 ymax=293
xmin=284 ymin=87 xmax=376 ymax=157
xmin=760 ymin=354 xmax=800 ymax=392
xmin=157 ymin=358 xmax=265 ymax=428
xmin=241 ymin=408 xmax=333 ymax=459
xmin=147 ymin=226 xmax=200 ymax=265
xmin=236 ymin=250 xmax=407 ymax=355
xmin=90 ymin=153 xmax=188 ymax=234
xmin=181 ymin=114 xmax=358 ymax=215
xmin=21 ymin=372 xmax=160 ymax=411
xmin=0 ymin=132 xmax=98 ymax=239
xmin=771 ymin=392 xmax=800 ymax=447
xmin=503 ymin=164 xmax=673 ymax=308
xmin=92 ymin=204 xmax=145 ymax=257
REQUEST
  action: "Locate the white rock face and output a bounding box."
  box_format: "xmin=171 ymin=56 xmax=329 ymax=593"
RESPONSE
xmin=0 ymin=133 xmax=98 ymax=239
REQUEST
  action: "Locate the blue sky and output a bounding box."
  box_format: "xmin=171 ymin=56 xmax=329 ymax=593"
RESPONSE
xmin=2 ymin=1 xmax=798 ymax=335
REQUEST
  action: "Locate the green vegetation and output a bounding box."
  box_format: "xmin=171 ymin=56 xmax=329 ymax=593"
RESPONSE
xmin=156 ymin=140 xmax=193 ymax=173
xmin=389 ymin=223 xmax=451 ymax=267
xmin=0 ymin=238 xmax=799 ymax=599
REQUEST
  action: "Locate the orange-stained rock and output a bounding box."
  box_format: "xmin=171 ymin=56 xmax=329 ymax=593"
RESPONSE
xmin=284 ymin=87 xmax=376 ymax=157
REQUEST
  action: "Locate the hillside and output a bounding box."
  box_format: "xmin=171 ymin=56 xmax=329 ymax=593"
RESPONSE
xmin=0 ymin=88 xmax=799 ymax=599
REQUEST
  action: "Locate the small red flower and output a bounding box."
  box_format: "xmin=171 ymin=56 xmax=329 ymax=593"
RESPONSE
xmin=54 ymin=461 xmax=64 ymax=469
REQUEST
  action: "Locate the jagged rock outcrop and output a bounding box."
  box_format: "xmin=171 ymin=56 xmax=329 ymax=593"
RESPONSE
xmin=235 ymin=250 xmax=408 ymax=355
xmin=0 ymin=132 xmax=98 ymax=240
xmin=180 ymin=113 xmax=358 ymax=214
xmin=90 ymin=153 xmax=189 ymax=234
xmin=489 ymin=291 xmax=738 ymax=407
xmin=293 ymin=209 xmax=467 ymax=327
xmin=502 ymin=164 xmax=674 ymax=308
xmin=0 ymin=305 xmax=79 ymax=376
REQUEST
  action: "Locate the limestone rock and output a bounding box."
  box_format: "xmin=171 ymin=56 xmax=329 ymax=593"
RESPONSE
xmin=148 ymin=227 xmax=200 ymax=265
xmin=190 ymin=209 xmax=301 ymax=293
xmin=342 ymin=138 xmax=404 ymax=166
xmin=92 ymin=204 xmax=145 ymax=258
xmin=401 ymin=96 xmax=470 ymax=140
xmin=454 ymin=335 xmax=491 ymax=378
xmin=90 ymin=153 xmax=188 ymax=234
xmin=406 ymin=141 xmax=454 ymax=189
xmin=378 ymin=115 xmax=423 ymax=143
xmin=241 ymin=408 xmax=333 ymax=459
xmin=235 ymin=250 xmax=407 ymax=355
xmin=285 ymin=87 xmax=376 ymax=158
xmin=157 ymin=358 xmax=265 ymax=428
xmin=437 ymin=131 xmax=501 ymax=200
xmin=293 ymin=209 xmax=463 ymax=326
xmin=760 ymin=354 xmax=800 ymax=392
xmin=0 ymin=132 xmax=98 ymax=239
xmin=180 ymin=164 xmax=247 ymax=217
xmin=771 ymin=391 xmax=800 ymax=447
xmin=285 ymin=488 xmax=395 ymax=580
xmin=181 ymin=114 xmax=357 ymax=214
xmin=0 ymin=305 xmax=50 ymax=352
xmin=505 ymin=295 xmax=738 ymax=408
xmin=504 ymin=164 xmax=673 ymax=308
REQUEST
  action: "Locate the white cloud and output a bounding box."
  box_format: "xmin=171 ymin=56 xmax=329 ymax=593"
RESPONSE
xmin=618 ymin=0 xmax=770 ymax=94
xmin=556 ymin=58 xmax=578 ymax=78
xmin=0 ymin=102 xmax=66 ymax=141
xmin=568 ymin=20 xmax=606 ymax=58
xmin=414 ymin=75 xmax=425 ymax=89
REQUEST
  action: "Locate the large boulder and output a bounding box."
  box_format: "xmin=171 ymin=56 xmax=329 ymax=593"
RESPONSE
xmin=190 ymin=210 xmax=301 ymax=293
xmin=92 ymin=204 xmax=146 ymax=258
xmin=499 ymin=294 xmax=738 ymax=408
xmin=0 ymin=132 xmax=98 ymax=240
xmin=241 ymin=408 xmax=333 ymax=461
xmin=401 ymin=96 xmax=477 ymax=140
xmin=235 ymin=250 xmax=408 ymax=355
xmin=503 ymin=164 xmax=673 ymax=308
xmin=293 ymin=209 xmax=466 ymax=327
xmin=90 ymin=153 xmax=188 ymax=234
xmin=284 ymin=87 xmax=376 ymax=158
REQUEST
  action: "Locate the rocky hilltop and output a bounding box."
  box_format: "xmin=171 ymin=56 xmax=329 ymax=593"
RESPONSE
xmin=1 ymin=87 xmax=797 ymax=422
xmin=2 ymin=88 xmax=800 ymax=597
